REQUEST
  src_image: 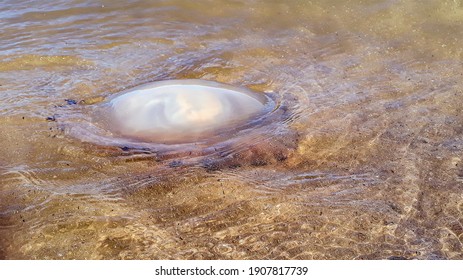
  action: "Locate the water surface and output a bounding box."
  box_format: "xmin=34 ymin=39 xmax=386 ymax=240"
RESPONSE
xmin=1 ymin=0 xmax=463 ymax=259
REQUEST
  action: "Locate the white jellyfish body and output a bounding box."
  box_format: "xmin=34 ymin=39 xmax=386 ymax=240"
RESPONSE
xmin=104 ymin=80 xmax=269 ymax=143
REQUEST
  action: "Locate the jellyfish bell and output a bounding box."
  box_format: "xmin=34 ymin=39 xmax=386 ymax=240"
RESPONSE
xmin=62 ymin=79 xmax=299 ymax=169
xmin=100 ymin=79 xmax=270 ymax=143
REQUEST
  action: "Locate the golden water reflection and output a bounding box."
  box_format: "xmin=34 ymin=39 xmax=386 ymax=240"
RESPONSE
xmin=1 ymin=0 xmax=463 ymax=259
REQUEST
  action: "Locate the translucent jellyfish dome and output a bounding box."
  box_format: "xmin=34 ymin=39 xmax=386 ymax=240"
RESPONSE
xmin=102 ymin=80 xmax=270 ymax=143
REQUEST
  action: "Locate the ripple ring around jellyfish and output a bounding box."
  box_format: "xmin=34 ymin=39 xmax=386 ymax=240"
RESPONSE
xmin=61 ymin=79 xmax=301 ymax=170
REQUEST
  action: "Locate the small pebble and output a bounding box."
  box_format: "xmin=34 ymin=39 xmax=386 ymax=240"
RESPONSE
xmin=65 ymin=99 xmax=77 ymax=105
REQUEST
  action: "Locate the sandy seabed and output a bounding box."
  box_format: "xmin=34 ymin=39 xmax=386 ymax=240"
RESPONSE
xmin=1 ymin=0 xmax=463 ymax=259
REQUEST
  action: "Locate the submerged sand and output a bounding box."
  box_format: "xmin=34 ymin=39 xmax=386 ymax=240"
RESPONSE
xmin=1 ymin=0 xmax=463 ymax=259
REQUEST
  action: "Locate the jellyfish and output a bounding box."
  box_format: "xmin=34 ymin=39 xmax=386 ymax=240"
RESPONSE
xmin=64 ymin=79 xmax=299 ymax=169
xmin=104 ymin=79 xmax=270 ymax=143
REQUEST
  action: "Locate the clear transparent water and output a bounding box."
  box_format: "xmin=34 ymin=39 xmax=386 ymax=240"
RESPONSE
xmin=1 ymin=0 xmax=463 ymax=259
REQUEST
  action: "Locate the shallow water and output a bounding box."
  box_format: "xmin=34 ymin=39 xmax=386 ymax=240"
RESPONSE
xmin=1 ymin=0 xmax=463 ymax=259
